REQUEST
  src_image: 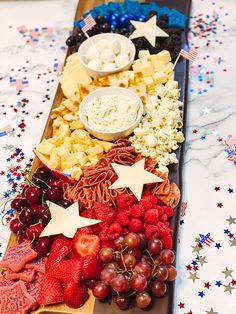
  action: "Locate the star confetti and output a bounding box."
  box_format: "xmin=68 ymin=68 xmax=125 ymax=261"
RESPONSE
xmin=226 ymin=216 xmax=236 ymax=225
xmin=40 ymin=202 xmax=101 ymax=238
xmin=223 ymin=283 xmax=234 ymax=294
xmin=222 ymin=267 xmax=233 ymax=278
xmin=129 ymin=16 xmax=169 ymax=47
xmin=188 ymin=272 xmax=200 ymax=283
xmin=109 ymin=159 xmax=163 ymax=200
xmin=206 ymin=308 xmax=218 ymax=314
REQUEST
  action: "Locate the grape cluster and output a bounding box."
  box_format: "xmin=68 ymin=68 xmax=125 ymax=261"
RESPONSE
xmin=92 ymin=232 xmax=177 ymax=310
xmin=9 ymin=167 xmax=71 ymax=256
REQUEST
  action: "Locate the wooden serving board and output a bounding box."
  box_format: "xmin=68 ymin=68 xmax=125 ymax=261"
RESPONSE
xmin=4 ymin=0 xmax=191 ymax=313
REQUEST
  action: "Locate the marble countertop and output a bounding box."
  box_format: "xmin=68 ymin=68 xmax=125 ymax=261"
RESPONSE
xmin=0 ymin=1 xmax=235 ymax=313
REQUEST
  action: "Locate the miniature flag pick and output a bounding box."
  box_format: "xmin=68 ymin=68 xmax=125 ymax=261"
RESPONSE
xmin=40 ymin=201 xmax=101 ymax=238
xmin=109 ymin=159 xmax=164 ymax=201
xmin=173 ymin=44 xmax=198 ymax=69
xmin=129 ymin=15 xmax=169 ymax=47
xmin=79 ymin=14 xmax=96 ymax=38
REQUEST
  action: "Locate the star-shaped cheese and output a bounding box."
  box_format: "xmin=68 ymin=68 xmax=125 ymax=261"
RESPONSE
xmin=129 ymin=16 xmax=169 ymax=47
xmin=40 ymin=202 xmax=101 ymax=238
xmin=109 ymin=159 xmax=163 ymax=200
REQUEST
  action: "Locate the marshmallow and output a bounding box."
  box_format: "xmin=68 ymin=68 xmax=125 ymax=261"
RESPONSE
xmin=88 ymin=58 xmax=101 ymax=70
xmin=109 ymin=38 xmax=121 ymax=54
xmin=101 ymin=63 xmax=116 ymax=71
xmin=115 ymin=53 xmax=129 ymax=68
xmin=96 ymin=39 xmax=108 ymax=53
xmin=100 ymin=49 xmax=116 ymax=63
xmin=86 ymin=44 xmax=99 ymax=61
xmin=120 ymin=42 xmax=130 ymax=55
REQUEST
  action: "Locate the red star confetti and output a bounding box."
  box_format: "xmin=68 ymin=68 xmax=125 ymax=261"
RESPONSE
xmin=204 ymin=282 xmax=211 ymax=289
xmin=214 ymin=186 xmax=220 ymax=191
xmin=217 ymin=202 xmax=223 ymax=208
xmin=178 ymin=302 xmax=185 ymax=309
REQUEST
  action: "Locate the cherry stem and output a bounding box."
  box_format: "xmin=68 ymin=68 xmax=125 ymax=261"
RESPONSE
xmin=25 ymin=176 xmax=39 ymax=189
xmin=16 ymin=234 xmax=35 ymax=253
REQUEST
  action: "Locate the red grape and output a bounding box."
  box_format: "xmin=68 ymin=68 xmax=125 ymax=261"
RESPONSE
xmin=105 ymin=262 xmax=118 ymax=270
xmin=134 ymin=261 xmax=151 ymax=278
xmin=25 ymin=187 xmax=42 ymax=205
xmin=92 ymin=282 xmax=110 ymax=299
xmin=150 ymin=280 xmax=167 ymax=297
xmin=100 ymin=267 xmax=116 ymax=284
xmin=45 ymin=186 xmax=63 ymax=203
xmin=35 ymin=237 xmax=52 ymax=256
xmin=110 ymin=274 xmax=130 ymax=293
xmin=154 ymin=265 xmax=168 ymax=281
xmin=26 ymin=224 xmax=43 ymax=240
xmin=130 ymin=273 xmax=147 ymax=292
xmin=99 ymin=247 xmax=114 ymax=263
xmin=160 ymin=249 xmax=175 ymax=265
xmin=19 ymin=207 xmax=37 ymax=226
xmin=137 ymin=233 xmax=147 ymax=249
xmin=115 ymin=295 xmax=130 ymax=310
xmin=126 ymin=248 xmax=142 ymax=261
xmin=85 ymin=279 xmax=99 ymax=289
xmin=121 ymin=253 xmax=137 ymax=270
xmin=11 ymin=197 xmax=29 ymax=212
xmin=124 ymin=233 xmax=140 ymax=249
xmin=136 ymin=291 xmax=151 ymax=309
xmin=114 ymin=236 xmax=124 ymax=250
xmin=166 ymin=265 xmax=177 ymax=281
xmin=148 ymin=239 xmax=162 ymax=255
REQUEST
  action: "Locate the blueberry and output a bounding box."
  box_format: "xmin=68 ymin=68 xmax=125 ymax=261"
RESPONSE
xmin=66 ymin=35 xmax=77 ymax=47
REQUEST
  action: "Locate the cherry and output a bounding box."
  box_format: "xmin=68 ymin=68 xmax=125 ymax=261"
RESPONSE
xmin=36 ymin=167 xmax=52 ymax=179
xmin=45 ymin=186 xmax=63 ymax=203
xmin=57 ymin=199 xmax=71 ymax=208
xmin=10 ymin=197 xmax=29 ymax=212
xmin=19 ymin=207 xmax=38 ymax=226
xmin=26 ymin=224 xmax=43 ymax=240
xmin=31 ymin=205 xmax=48 ymax=219
xmin=25 ymin=186 xmax=42 ymax=205
xmin=32 ymin=167 xmax=52 ymax=188
xmin=35 ymin=237 xmax=52 ymax=256
xmin=18 ymin=234 xmax=29 ymax=244
xmin=48 ymin=177 xmax=61 ymax=187
xmin=10 ymin=218 xmax=21 ymax=233
xmin=41 ymin=209 xmax=51 ymax=227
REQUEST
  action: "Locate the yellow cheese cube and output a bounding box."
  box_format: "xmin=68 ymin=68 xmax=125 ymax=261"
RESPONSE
xmin=60 ymin=152 xmax=77 ymax=169
xmin=128 ymin=71 xmax=135 ymax=84
xmin=153 ymin=71 xmax=168 ymax=84
xmin=140 ymin=62 xmax=154 ymax=77
xmin=37 ymin=139 xmax=55 ymax=156
xmin=48 ymin=149 xmax=60 ymax=169
xmin=164 ymin=62 xmax=174 ymax=74
xmin=63 ymin=167 xmax=82 ymax=180
xmin=165 ymin=80 xmax=178 ymax=89
xmin=152 ymin=60 xmax=166 ymax=72
xmin=156 ymin=50 xmax=171 ymax=64
xmin=138 ymin=50 xmax=151 ymax=60
xmin=141 ymin=76 xmax=154 ymax=89
xmin=132 ymin=63 xmax=142 ymax=74
xmin=97 ymin=140 xmax=113 ymax=152
xmin=69 ymin=120 xmax=84 ymax=130
xmin=74 ymin=152 xmax=89 ymax=165
xmin=88 ymin=155 xmax=100 ymax=165
xmin=87 ymin=145 xmax=104 ymax=156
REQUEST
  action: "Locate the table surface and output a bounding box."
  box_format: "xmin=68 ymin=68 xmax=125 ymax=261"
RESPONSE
xmin=0 ymin=1 xmax=236 ymax=313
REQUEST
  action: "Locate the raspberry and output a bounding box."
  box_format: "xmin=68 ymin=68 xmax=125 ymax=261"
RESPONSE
xmin=116 ymin=194 xmax=137 ymax=211
xmin=141 ymin=195 xmax=159 ymax=205
xmin=77 ymin=226 xmax=94 ymax=234
xmin=160 ymin=214 xmax=168 ymax=223
xmin=93 ymin=202 xmax=117 ymax=227
xmin=100 ymin=240 xmax=115 ymax=249
xmin=116 ymin=212 xmax=130 ymax=226
xmin=153 ymin=205 xmax=164 ymax=216
xmin=157 ymin=222 xmax=170 ymax=238
xmin=128 ymin=218 xmax=143 ymax=233
xmin=99 ymin=226 xmax=109 ymax=241
xmin=139 ymin=199 xmax=153 ymax=210
xmin=144 ymin=209 xmax=159 ymax=224
xmin=81 ymin=208 xmax=95 ymax=219
xmin=92 ymin=224 xmax=102 ymax=235
xmin=163 ymin=206 xmax=174 ymax=218
xmin=107 ymin=222 xmax=123 ymax=240
xmin=161 ymin=235 xmax=172 ymax=249
xmin=144 ymin=224 xmax=159 ymax=240
xmin=130 ymin=204 xmax=145 ymax=218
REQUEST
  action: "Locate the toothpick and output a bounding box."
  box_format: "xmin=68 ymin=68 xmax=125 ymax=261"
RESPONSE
xmin=173 ymin=53 xmax=181 ymax=70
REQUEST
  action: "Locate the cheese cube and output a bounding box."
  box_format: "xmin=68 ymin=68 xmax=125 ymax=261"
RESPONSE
xmin=132 ymin=63 xmax=142 ymax=74
xmin=140 ymin=62 xmax=154 ymax=77
xmin=60 ymin=152 xmax=77 ymax=169
xmin=164 ymin=62 xmax=174 ymax=74
xmin=87 ymin=145 xmax=104 ymax=156
xmin=48 ymin=149 xmax=60 ymax=169
xmin=141 ymin=76 xmax=154 ymax=89
xmin=165 ymin=80 xmax=178 ymax=89
xmin=152 ymin=60 xmax=166 ymax=72
xmin=88 ymin=155 xmax=100 ymax=165
xmin=37 ymin=139 xmax=55 ymax=155
xmin=138 ymin=50 xmax=151 ymax=60
xmin=153 ymin=71 xmax=168 ymax=84
xmin=156 ymin=50 xmax=171 ymax=64
xmin=70 ymin=120 xmax=84 ymax=130
xmin=128 ymin=71 xmax=135 ymax=84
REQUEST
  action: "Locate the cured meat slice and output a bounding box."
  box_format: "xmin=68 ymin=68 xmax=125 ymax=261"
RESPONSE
xmin=0 ymin=281 xmax=36 ymax=314
xmin=5 ymin=268 xmax=35 ymax=282
xmin=0 ymin=242 xmax=37 ymax=272
xmin=25 ymin=257 xmax=47 ymax=274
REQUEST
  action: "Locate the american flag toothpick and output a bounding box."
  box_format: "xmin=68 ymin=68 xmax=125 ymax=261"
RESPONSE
xmin=173 ymin=44 xmax=198 ymax=69
xmin=79 ymin=14 xmax=96 ymax=38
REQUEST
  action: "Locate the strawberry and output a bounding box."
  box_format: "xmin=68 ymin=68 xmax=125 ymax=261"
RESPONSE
xmin=48 ymin=259 xmax=83 ymax=283
xmin=45 ymin=236 xmax=73 ymax=270
xmin=39 ymin=273 xmax=64 ymax=305
xmin=115 ymin=194 xmax=137 ymax=210
xmin=64 ymin=281 xmax=88 ymax=309
xmin=73 ymin=232 xmax=100 ymax=258
xmin=83 ymin=256 xmax=102 ymax=280
xmin=93 ymin=202 xmax=117 ymax=227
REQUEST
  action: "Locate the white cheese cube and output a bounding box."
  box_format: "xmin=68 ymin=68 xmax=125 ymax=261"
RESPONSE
xmin=156 ymin=50 xmax=171 ymax=64
xmin=153 ymin=71 xmax=168 ymax=84
xmin=138 ymin=50 xmax=151 ymax=60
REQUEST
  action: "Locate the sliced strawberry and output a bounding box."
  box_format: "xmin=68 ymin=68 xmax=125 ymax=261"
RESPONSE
xmin=64 ymin=281 xmax=88 ymax=309
xmin=39 ymin=273 xmax=64 ymax=305
xmin=48 ymin=259 xmax=83 ymax=283
xmin=83 ymin=256 xmax=102 ymax=280
xmin=73 ymin=232 xmax=100 ymax=258
xmin=45 ymin=236 xmax=73 ymax=270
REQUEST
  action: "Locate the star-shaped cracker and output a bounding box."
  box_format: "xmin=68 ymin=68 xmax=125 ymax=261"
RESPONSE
xmin=109 ymin=159 xmax=163 ymax=200
xmin=129 ymin=16 xmax=169 ymax=47
xmin=40 ymin=202 xmax=101 ymax=238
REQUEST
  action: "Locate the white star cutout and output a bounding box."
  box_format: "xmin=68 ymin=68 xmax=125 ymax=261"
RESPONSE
xmin=202 ymin=107 xmax=210 ymax=115
xmin=129 ymin=16 xmax=169 ymax=47
xmin=40 ymin=202 xmax=101 ymax=238
xmin=109 ymin=159 xmax=163 ymax=200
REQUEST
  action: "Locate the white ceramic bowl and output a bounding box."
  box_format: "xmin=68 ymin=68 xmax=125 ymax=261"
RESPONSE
xmin=79 ymin=87 xmax=143 ymax=142
xmin=78 ymin=33 xmax=136 ymax=78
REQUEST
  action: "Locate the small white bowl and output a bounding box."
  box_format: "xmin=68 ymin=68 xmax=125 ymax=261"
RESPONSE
xmin=79 ymin=87 xmax=143 ymax=142
xmin=78 ymin=33 xmax=136 ymax=78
